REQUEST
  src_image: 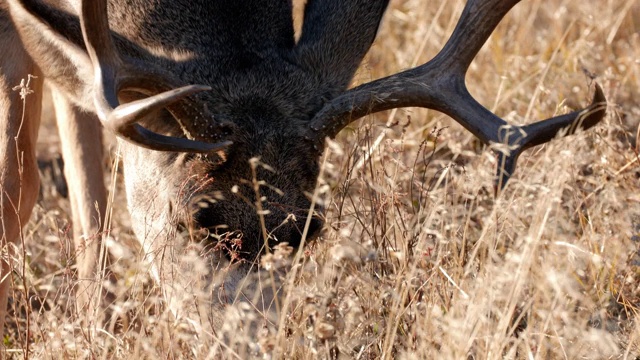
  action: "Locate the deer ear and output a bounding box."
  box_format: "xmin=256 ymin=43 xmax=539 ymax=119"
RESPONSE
xmin=7 ymin=0 xmax=95 ymax=110
xmin=294 ymin=0 xmax=389 ymax=96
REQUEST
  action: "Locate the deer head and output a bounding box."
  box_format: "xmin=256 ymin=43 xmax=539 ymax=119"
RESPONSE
xmin=6 ymin=0 xmax=606 ymax=324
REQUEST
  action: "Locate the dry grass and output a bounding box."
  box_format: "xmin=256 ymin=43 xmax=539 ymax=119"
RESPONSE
xmin=4 ymin=0 xmax=640 ymax=358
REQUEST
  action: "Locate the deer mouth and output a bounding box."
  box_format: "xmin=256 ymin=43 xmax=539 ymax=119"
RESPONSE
xmin=187 ymin=203 xmax=324 ymax=263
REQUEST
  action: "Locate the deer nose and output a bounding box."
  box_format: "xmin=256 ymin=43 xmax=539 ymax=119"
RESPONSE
xmin=305 ymin=216 xmax=324 ymax=241
xmin=273 ymin=215 xmax=323 ymax=249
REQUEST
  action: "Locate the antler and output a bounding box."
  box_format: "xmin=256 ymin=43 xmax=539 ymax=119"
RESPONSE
xmin=308 ymin=0 xmax=607 ymax=189
xmin=80 ymin=0 xmax=231 ymax=152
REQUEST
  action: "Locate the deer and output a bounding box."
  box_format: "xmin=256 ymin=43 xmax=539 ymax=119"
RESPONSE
xmin=0 ymin=0 xmax=606 ymax=338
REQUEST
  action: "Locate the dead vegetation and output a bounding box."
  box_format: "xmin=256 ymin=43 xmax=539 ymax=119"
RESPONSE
xmin=3 ymin=0 xmax=639 ymax=358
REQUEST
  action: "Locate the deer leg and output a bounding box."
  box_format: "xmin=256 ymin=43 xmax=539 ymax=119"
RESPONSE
xmin=0 ymin=9 xmax=43 ymax=339
xmin=51 ymin=88 xmax=109 ymax=327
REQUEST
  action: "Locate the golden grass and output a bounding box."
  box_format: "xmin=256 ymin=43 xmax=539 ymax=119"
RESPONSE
xmin=4 ymin=0 xmax=640 ymax=358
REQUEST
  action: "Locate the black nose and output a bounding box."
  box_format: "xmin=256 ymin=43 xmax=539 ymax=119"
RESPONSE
xmin=305 ymin=216 xmax=324 ymax=240
xmin=273 ymin=216 xmax=324 ymax=250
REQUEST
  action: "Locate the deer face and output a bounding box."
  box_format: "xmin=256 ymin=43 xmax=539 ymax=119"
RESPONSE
xmin=115 ymin=59 xmax=328 ymax=321
xmin=120 ymin=93 xmax=325 ymax=264
xmin=111 ymin=49 xmax=334 ymax=268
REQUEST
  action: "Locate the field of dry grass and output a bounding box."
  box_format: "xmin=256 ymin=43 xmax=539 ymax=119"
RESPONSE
xmin=3 ymin=0 xmax=639 ymax=358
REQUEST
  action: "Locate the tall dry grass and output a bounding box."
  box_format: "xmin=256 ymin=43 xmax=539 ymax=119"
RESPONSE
xmin=4 ymin=0 xmax=639 ymax=358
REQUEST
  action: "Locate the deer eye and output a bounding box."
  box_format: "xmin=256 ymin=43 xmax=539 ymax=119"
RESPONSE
xmin=178 ymin=148 xmax=230 ymax=172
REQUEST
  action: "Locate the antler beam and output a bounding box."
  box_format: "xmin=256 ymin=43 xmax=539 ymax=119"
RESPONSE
xmin=309 ymin=0 xmax=606 ymax=189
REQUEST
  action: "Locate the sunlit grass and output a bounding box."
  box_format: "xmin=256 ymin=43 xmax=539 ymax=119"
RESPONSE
xmin=5 ymin=0 xmax=639 ymax=358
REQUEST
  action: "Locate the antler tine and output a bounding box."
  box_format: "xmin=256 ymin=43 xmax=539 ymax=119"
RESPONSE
xmin=310 ymin=0 xmax=607 ymax=189
xmin=493 ymin=83 xmax=606 ymax=191
xmin=79 ymin=0 xmax=230 ymax=152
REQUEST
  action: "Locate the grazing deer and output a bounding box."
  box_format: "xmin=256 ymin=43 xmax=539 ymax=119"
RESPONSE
xmin=0 ymin=0 xmax=606 ymax=337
